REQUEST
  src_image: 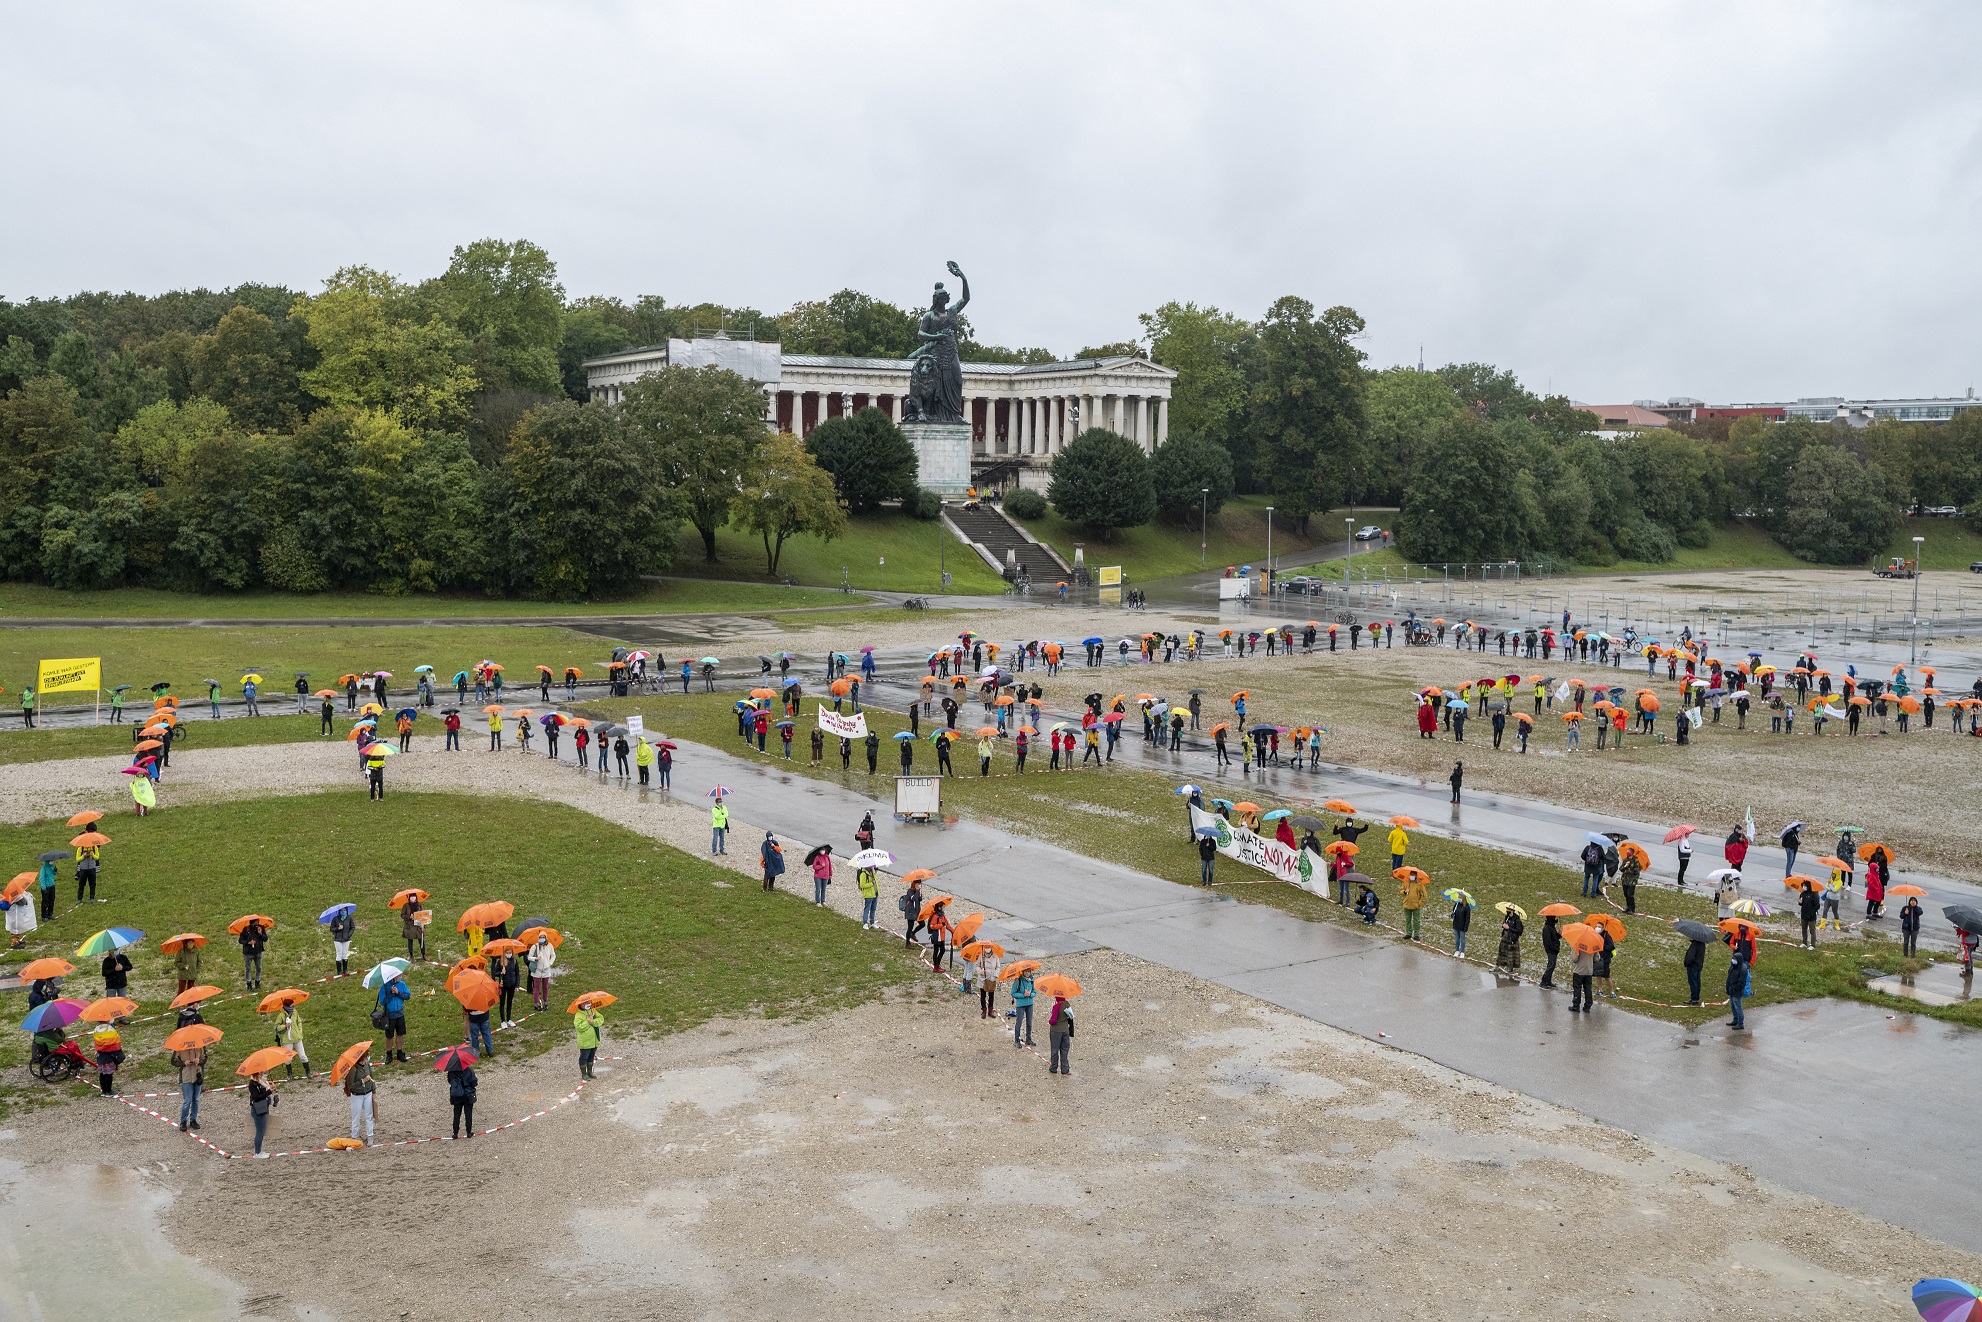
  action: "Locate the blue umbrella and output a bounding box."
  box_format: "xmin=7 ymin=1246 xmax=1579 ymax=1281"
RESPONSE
xmin=774 ymin=719 xmax=794 ymax=728
xmin=396 ymin=708 xmax=418 ymax=721
xmin=1211 ymin=798 xmax=1234 ymax=810
xmin=1584 ymin=832 xmax=1611 ymax=848
xmin=780 ymin=677 xmax=802 ymax=687
xmin=1261 ymin=809 xmax=1292 ymax=820
xmin=1174 ymin=784 xmax=1201 ymax=796
xmin=19 ymin=1000 xmax=87 ymax=1034
xmin=317 ymin=903 xmax=357 ymax=924
xmin=1446 ymin=699 xmax=1469 ymax=711
xmin=1193 ymin=826 xmax=1221 ymax=838
xmin=1081 ymin=637 xmax=1103 ymax=645
xmin=452 ymin=671 xmax=470 ymax=684
xmin=892 ymin=732 xmax=918 ymax=741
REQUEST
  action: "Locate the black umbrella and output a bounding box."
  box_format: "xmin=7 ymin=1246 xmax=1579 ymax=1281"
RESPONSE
xmin=803 ymin=844 xmax=832 ymax=865
xmin=37 ymin=850 xmax=69 ymax=863
xmin=1189 ymin=688 xmax=1207 ymax=695
xmin=1341 ymin=871 xmax=1375 ymax=887
xmin=150 ymin=682 xmax=171 ymax=693
xmin=1289 ymin=814 xmax=1329 ymax=831
xmin=1601 ymin=831 xmax=1628 ymax=843
xmin=1673 ymin=919 xmax=1718 ymax=943
xmin=294 ymin=671 xmax=310 ymax=678
xmin=111 ymin=685 xmax=132 ymax=693
xmin=1944 ymin=905 xmax=1982 ymax=937
xmin=440 ymin=708 xmax=460 ymax=716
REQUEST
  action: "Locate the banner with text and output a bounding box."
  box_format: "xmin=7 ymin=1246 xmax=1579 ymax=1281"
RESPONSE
xmin=817 ymin=705 xmax=868 ymax=739
xmin=1190 ymin=803 xmax=1327 ymax=892
xmin=37 ymin=657 xmax=101 ymax=695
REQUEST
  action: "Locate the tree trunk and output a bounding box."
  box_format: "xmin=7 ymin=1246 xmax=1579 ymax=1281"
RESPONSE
xmin=698 ymin=519 xmax=719 ymax=561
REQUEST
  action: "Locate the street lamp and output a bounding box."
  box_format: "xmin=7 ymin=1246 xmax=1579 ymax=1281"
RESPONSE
xmin=1265 ymin=506 xmax=1274 ymax=594
xmin=1200 ymin=488 xmax=1209 ymax=569
xmin=1910 ymin=534 xmax=1925 ymax=664
xmin=1345 ymin=516 xmax=1355 ymax=588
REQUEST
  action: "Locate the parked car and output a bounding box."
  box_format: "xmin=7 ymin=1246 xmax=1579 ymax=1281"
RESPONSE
xmin=1927 ymin=505 xmax=1964 ymax=517
xmin=1970 ymin=561 xmax=1982 ymax=574
xmin=1281 ymin=575 xmax=1321 ymax=593
xmin=1354 ymin=524 xmax=1384 ymax=541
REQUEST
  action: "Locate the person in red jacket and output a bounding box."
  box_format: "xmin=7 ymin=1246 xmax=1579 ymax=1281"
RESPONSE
xmin=1723 ymin=827 xmax=1749 ymax=872
xmin=1416 ymin=701 xmax=1437 ymax=739
xmin=443 ymin=710 xmax=462 ymax=751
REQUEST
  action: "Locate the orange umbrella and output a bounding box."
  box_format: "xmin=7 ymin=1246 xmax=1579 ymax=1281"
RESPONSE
xmin=227 ymin=914 xmax=275 ymax=935
xmin=516 ymin=925 xmax=563 ymax=949
xmin=1560 ymin=711 xmax=1583 ymax=722
xmin=902 ymin=868 xmax=939 ymax=884
xmin=480 ymin=938 xmax=527 ymax=958
xmin=1848 ymin=695 xmax=1872 ymax=707
xmin=998 ymin=960 xmax=1043 ymax=982
xmin=1718 ymin=917 xmax=1761 ymax=939
xmin=1387 ymin=815 xmax=1421 ymax=829
xmin=1323 ymin=841 xmax=1358 ymax=857
xmin=160 ymin=933 xmax=208 ymax=953
xmin=18 ymin=957 xmax=76 ymax=980
xmin=1815 ymin=854 xmax=1850 ymax=870
xmin=1392 ymin=866 xmax=1432 ymax=885
xmin=1034 ymin=973 xmax=1083 ymax=998
xmin=452 ymin=971 xmax=500 ymax=1013
xmin=1783 ymin=874 xmax=1823 ymax=890
xmin=446 ymin=956 xmax=488 ymax=989
xmin=951 ymin=913 xmax=986 ymax=945
xmin=1887 ymin=883 xmax=1928 ymax=898
xmin=236 ymin=1046 xmax=295 ymax=1076
xmin=1856 ymin=842 xmax=1891 ymax=862
xmin=1558 ymin=923 xmax=1605 ymax=955
xmin=1586 ymin=913 xmax=1626 ymax=942
xmin=1618 ymin=842 xmax=1650 ymax=868
xmin=331 ymin=1040 xmax=374 ymax=1084
xmin=749 ymin=687 xmax=777 ymax=699
xmin=170 ymin=985 xmax=223 ymax=1009
xmin=70 ymin=831 xmax=112 ymax=849
xmin=829 ymin=679 xmax=853 ymax=696
xmin=1638 ymin=696 xmax=1660 ymax=713
xmin=164 ymin=1024 xmax=224 ymax=1051
xmin=1514 ymin=712 xmax=1534 ymax=726
xmin=975 ymin=726 xmax=999 ymax=737
xmin=482 ymin=704 xmax=505 ymax=714
xmin=387 ymin=888 xmax=429 ymax=910
xmin=1538 ymin=902 xmax=1582 ymax=918
xmin=1232 ymin=802 xmax=1260 ymax=817
xmin=567 ymin=991 xmax=618 ymax=1013
xmin=1323 ymin=800 xmax=1356 ymax=815
xmin=959 ymin=940 xmax=1006 ymax=961
xmin=1898 ymin=696 xmax=1922 ymax=714
xmin=133 ymin=739 xmax=163 ymax=752
xmin=457 ymin=901 xmax=515 ymax=932
xmin=257 ymin=989 xmax=310 ymax=1013
xmin=81 ymin=996 xmax=137 ymax=1023
xmin=4 ymin=874 xmax=35 ymax=903
xmin=66 ymin=810 xmax=104 ymax=827
xmin=917 ymin=895 xmax=956 ymax=921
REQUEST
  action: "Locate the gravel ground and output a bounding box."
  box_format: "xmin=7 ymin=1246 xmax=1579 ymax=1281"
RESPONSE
xmin=0 ymin=949 xmax=1967 ymax=1320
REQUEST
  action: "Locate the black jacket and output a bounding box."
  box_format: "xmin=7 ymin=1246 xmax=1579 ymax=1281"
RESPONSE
xmin=1451 ymin=903 xmax=1472 ymax=932
xmin=1684 ymin=939 xmax=1706 ymax=970
xmin=1197 ymin=836 xmax=1217 ymax=862
xmin=1541 ymin=919 xmax=1560 ymax=954
xmin=1334 ymin=822 xmax=1369 ymax=844
xmin=1799 ymin=890 xmax=1820 ymax=921
xmin=1726 ymin=950 xmax=1750 ymax=997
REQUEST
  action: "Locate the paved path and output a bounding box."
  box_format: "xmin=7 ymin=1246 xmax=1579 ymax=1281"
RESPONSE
xmin=596 ymin=731 xmax=1981 ymax=1252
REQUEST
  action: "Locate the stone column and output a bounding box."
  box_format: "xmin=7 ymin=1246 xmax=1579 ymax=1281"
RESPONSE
xmin=1156 ymin=397 xmax=1169 ymax=449
xmin=1019 ymin=397 xmax=1033 ymax=454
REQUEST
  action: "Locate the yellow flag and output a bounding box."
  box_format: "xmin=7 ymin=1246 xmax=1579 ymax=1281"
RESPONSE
xmin=37 ymin=657 xmax=101 ymax=695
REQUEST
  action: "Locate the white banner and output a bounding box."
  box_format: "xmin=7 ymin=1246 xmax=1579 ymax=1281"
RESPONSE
xmin=1190 ymin=804 xmax=1329 ymax=892
xmin=817 ymin=705 xmax=868 ymax=739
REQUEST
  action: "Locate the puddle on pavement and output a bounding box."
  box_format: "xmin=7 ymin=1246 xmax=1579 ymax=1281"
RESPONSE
xmin=612 ymin=1065 xmax=764 ymax=1127
xmin=0 ymin=1155 xmax=258 ymax=1319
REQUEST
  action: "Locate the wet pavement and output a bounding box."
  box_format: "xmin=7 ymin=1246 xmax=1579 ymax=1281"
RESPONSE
xmin=620 ymin=733 xmax=1982 ymax=1253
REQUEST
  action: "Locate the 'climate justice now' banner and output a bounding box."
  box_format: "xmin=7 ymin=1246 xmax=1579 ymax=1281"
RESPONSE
xmin=37 ymin=657 xmax=101 ymax=694
xmin=817 ymin=705 xmax=868 ymax=739
xmin=1189 ymin=803 xmax=1328 ymax=892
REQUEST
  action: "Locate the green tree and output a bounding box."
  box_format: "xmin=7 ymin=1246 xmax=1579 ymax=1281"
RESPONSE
xmin=164 ymin=429 xmax=277 ymax=591
xmin=619 ymin=364 xmax=768 ymax=561
xmin=501 ymin=401 xmax=675 ymax=599
xmin=1148 ymin=431 xmax=1234 ymax=525
xmin=191 ymin=306 xmax=304 ymax=431
xmin=1364 ymin=368 xmax=1464 ymax=505
xmin=1046 ymin=428 xmax=1155 ymax=537
xmin=296 ymin=267 xmax=479 ymax=431
xmin=804 ymin=407 xmax=918 ymax=512
xmin=1249 ymin=297 xmax=1367 ymax=521
xmin=0 ymin=376 xmax=93 ymax=578
xmin=1397 ymin=413 xmax=1536 ymax=564
xmin=781 ymin=290 xmax=919 ymax=358
xmin=732 ymin=430 xmax=846 ymax=573
xmin=1140 ymin=302 xmax=1254 ymax=486
xmin=1776 ymin=444 xmax=1900 ymax=565
xmin=558 ymin=297 xmax=637 ymax=401
xmin=116 ymin=397 xmax=238 ymax=486
xmin=431 ymin=239 xmax=566 ymax=395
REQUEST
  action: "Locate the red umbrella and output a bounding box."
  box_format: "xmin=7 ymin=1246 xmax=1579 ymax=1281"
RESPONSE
xmin=432 ymin=1045 xmax=479 ymax=1072
xmin=1662 ymin=824 xmax=1697 ymax=844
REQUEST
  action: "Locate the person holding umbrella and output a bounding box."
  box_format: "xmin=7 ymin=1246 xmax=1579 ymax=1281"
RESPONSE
xmin=574 ymin=999 xmax=605 ymax=1079
xmin=245 ymin=1068 xmax=278 ymax=1157
xmin=1046 ymin=991 xmax=1075 ymax=1076
xmin=527 ymin=931 xmax=557 ymax=1012
xmin=238 ymin=918 xmax=269 ymax=991
xmin=760 ymin=831 xmax=785 ymax=892
xmin=447 ymin=1048 xmax=478 ymax=1138
xmin=710 ymin=794 xmax=729 ymax=855
xmin=1900 ymin=894 xmax=1923 ymax=957
xmin=1493 ymin=904 xmax=1524 ymax=974
xmin=342 ymin=1045 xmax=378 ymax=1144
xmin=1726 ymin=937 xmax=1751 ymax=1030
xmin=377 ymin=967 xmax=411 ymax=1063
xmin=807 ymin=844 xmax=833 ymax=906
xmin=172 ymin=1040 xmax=207 ymax=1131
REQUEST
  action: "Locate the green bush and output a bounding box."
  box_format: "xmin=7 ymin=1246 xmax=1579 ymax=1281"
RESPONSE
xmin=1614 ymin=515 xmax=1677 ymax=564
xmin=1002 ymin=487 xmax=1047 ymax=519
xmin=908 ymin=488 xmax=943 ymax=520
xmin=1676 ymin=520 xmax=1713 ymax=549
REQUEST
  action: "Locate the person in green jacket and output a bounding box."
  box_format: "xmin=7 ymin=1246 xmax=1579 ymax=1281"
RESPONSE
xmin=1010 ymin=969 xmax=1036 ymax=1048
xmin=710 ymin=798 xmax=729 ymax=855
xmin=108 ymin=687 xmax=125 ymax=724
xmin=856 ymin=865 xmax=879 ymax=929
xmin=488 ymin=710 xmax=504 ymax=751
xmin=574 ymin=1004 xmax=604 ymax=1079
xmin=19 ymin=685 xmax=34 ymax=728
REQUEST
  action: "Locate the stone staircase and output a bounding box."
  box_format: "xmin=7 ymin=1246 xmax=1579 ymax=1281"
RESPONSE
xmin=943 ymin=502 xmax=1071 ymax=584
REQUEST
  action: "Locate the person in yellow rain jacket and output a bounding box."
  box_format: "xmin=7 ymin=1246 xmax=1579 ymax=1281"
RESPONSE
xmin=710 ymin=798 xmax=729 ymax=855
xmin=488 ymin=710 xmax=504 ymax=751
xmin=634 ymin=736 xmax=654 ymax=786
xmin=977 ymin=735 xmax=993 ymax=776
xmin=1388 ymin=823 xmax=1409 ymax=873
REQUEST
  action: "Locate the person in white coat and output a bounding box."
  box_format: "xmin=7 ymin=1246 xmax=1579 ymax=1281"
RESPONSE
xmin=527 ymin=934 xmax=556 ymax=1013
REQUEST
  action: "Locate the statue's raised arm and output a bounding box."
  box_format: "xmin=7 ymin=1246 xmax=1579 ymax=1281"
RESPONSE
xmin=946 ymin=260 xmax=970 ymax=314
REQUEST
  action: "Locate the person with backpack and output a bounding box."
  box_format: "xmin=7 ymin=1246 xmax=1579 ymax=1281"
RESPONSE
xmin=760 ymin=831 xmax=785 ymax=892
xmin=376 ymin=971 xmax=411 ymax=1063
xmin=1046 ymin=995 xmax=1075 ymax=1076
xmin=448 ymin=1056 xmax=478 ymax=1138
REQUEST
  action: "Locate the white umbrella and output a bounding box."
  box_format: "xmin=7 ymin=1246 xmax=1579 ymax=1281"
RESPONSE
xmin=851 ymin=849 xmax=894 ymax=869
xmin=362 ymin=957 xmax=411 ymax=990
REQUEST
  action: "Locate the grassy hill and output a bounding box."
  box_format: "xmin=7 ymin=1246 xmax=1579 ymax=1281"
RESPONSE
xmin=668 ymin=514 xmax=1008 ymax=594
xmin=1010 ymin=497 xmax=1378 ymax=583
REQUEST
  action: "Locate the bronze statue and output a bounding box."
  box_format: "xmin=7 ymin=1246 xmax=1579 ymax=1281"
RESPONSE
xmin=903 ymin=261 xmax=969 ymax=425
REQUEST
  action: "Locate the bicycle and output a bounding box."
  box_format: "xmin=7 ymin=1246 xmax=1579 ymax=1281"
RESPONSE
xmin=903 ymin=597 xmax=928 ymax=611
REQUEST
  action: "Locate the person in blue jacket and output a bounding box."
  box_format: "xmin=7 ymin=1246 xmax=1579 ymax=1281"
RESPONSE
xmin=1009 ymin=967 xmax=1036 ymax=1048
xmin=378 ymin=973 xmax=412 ymax=1063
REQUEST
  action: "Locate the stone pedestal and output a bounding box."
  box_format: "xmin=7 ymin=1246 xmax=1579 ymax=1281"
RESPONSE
xmin=901 ymin=421 xmax=972 ymax=496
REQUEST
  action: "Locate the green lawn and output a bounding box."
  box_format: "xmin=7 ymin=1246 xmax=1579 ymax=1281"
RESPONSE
xmin=1888 ymin=515 xmax=1982 ymax=571
xmin=1 ymin=623 xmax=630 ymax=712
xmin=669 ymin=514 xmax=1008 ymax=595
xmin=0 ymin=579 xmax=855 ymax=620
xmin=0 ymin=711 xmax=339 ymax=767
xmin=1010 ymin=497 xmax=1356 ymax=582
xmin=0 ymin=791 xmax=924 ymax=1097
xmin=1309 ymin=546 xmax=1410 ymax=580
xmin=603 ymin=693 xmax=1972 ymax=1031
xmin=1555 ymin=516 xmax=1982 ymax=576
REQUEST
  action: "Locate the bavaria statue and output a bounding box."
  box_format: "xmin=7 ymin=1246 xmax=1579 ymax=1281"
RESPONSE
xmin=903 ymin=260 xmax=970 ymax=425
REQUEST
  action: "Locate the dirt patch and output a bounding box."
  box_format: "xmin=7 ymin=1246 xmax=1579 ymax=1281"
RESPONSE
xmin=2 ymin=950 xmax=1962 ymax=1319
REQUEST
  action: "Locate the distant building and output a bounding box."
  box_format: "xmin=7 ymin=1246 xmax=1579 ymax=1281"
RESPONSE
xmin=1573 ymin=403 xmax=1672 ymax=432
xmin=582 ymin=337 xmax=1175 ymax=491
xmin=1610 ymin=392 xmax=1980 ymax=428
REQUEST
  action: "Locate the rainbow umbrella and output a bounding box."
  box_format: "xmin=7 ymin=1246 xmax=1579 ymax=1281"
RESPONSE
xmin=1913 ymin=1279 xmax=1981 ymax=1322
xmin=20 ymin=1000 xmax=89 ymax=1033
xmin=74 ymin=927 xmax=145 ymax=958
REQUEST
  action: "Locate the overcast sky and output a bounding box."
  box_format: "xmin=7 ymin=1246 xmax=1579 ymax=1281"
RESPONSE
xmin=6 ymin=2 xmax=1980 ymax=403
